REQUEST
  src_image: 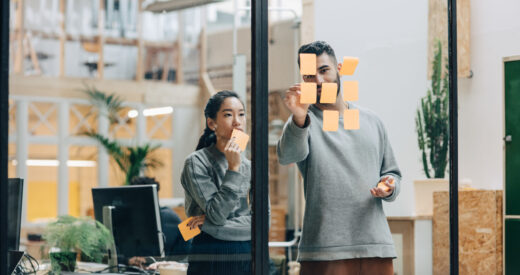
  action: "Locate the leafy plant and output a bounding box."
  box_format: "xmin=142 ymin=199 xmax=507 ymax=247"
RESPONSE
xmin=81 ymin=86 xmax=164 ymax=184
xmin=43 ymin=216 xmax=113 ymax=263
xmin=84 ymin=131 xmax=163 ymax=184
xmin=82 ymin=84 xmax=124 ymax=125
xmin=415 ymin=39 xmax=449 ymax=178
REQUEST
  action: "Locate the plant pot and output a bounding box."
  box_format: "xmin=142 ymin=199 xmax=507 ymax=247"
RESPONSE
xmin=414 ymin=179 xmax=449 ymax=216
xmin=50 ymin=251 xmax=77 ymax=273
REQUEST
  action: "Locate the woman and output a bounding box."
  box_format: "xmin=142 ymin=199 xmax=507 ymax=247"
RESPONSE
xmin=180 ymin=90 xmax=251 ymax=275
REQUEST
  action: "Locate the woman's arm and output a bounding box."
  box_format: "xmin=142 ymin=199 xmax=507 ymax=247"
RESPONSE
xmin=181 ymin=157 xmax=246 ymax=226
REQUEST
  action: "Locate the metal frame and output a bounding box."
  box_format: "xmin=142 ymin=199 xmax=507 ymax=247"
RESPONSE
xmin=448 ymin=0 xmax=459 ymax=274
xmin=0 ymin=0 xmax=9 ymax=273
xmin=251 ymin=0 xmax=269 ymax=273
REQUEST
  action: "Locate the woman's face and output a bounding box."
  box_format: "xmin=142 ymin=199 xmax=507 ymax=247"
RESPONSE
xmin=208 ymin=97 xmax=246 ymax=142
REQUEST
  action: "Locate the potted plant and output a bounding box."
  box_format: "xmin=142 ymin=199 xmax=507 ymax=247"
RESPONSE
xmin=81 ymin=86 xmax=163 ymax=184
xmin=43 ymin=215 xmax=113 ymax=273
xmin=414 ymin=39 xmax=450 ymax=216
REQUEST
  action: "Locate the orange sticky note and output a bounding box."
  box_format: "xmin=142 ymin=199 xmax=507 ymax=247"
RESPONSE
xmin=300 ymin=53 xmax=316 ymax=75
xmin=320 ymin=83 xmax=337 ymax=104
xmin=300 ymin=82 xmax=317 ymax=104
xmin=377 ymin=178 xmax=395 ymax=192
xmin=323 ymin=110 xmax=339 ymax=131
xmin=339 ymin=57 xmax=359 ymax=76
xmin=344 ymin=109 xmax=360 ymax=130
xmin=343 ymin=81 xmax=359 ymax=101
xmin=231 ymin=129 xmax=249 ymax=152
xmin=178 ymin=217 xmax=201 ymax=241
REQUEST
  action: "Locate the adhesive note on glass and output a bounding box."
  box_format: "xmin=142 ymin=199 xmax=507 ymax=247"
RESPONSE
xmin=178 ymin=217 xmax=201 ymax=241
xmin=344 ymin=109 xmax=360 ymax=130
xmin=300 ymin=82 xmax=317 ymax=104
xmin=300 ymin=53 xmax=317 ymax=75
xmin=231 ymin=129 xmax=250 ymax=152
xmin=339 ymin=57 xmax=359 ymax=76
xmin=377 ymin=178 xmax=395 ymax=192
xmin=343 ymin=81 xmax=359 ymax=101
xmin=320 ymin=83 xmax=337 ymax=104
xmin=323 ymin=110 xmax=339 ymax=131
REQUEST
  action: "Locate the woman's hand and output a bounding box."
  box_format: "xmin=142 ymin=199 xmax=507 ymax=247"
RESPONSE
xmin=187 ymin=215 xmax=206 ymax=230
xmin=370 ymin=176 xmax=395 ymax=198
xmin=224 ymin=137 xmax=242 ymax=172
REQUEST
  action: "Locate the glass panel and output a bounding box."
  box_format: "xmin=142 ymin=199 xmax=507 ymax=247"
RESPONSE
xmin=68 ymin=145 xmax=98 ymax=217
xmin=26 ymin=144 xmax=58 ymax=222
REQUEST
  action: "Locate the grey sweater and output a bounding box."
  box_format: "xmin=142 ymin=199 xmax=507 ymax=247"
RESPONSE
xmin=277 ymin=103 xmax=402 ymax=261
xmin=181 ymin=144 xmax=251 ymax=241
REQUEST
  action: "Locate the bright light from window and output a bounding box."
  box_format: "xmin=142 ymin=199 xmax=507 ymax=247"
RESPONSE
xmin=12 ymin=160 xmax=97 ymax=167
xmin=127 ymin=106 xmax=173 ymax=118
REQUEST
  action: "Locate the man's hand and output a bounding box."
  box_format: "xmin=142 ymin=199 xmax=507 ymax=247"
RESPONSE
xmin=128 ymin=256 xmax=146 ymax=268
xmin=370 ymin=176 xmax=395 ymax=198
xmin=187 ymin=215 xmax=205 ymax=230
xmin=283 ymin=84 xmax=310 ymax=127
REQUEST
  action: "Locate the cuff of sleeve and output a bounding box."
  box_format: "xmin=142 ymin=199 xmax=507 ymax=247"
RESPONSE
xmin=287 ymin=115 xmax=310 ymax=135
xmin=382 ymin=175 xmax=401 ymax=202
xmin=222 ymin=170 xmax=244 ymax=192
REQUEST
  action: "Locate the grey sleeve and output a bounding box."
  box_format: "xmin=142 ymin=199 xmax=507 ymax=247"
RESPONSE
xmin=182 ymin=157 xmax=245 ymax=225
xmin=277 ymin=115 xmax=311 ymax=165
xmin=379 ymin=126 xmax=402 ymax=202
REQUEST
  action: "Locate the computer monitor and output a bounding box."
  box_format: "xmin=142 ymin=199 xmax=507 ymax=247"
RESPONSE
xmin=92 ymin=185 xmax=165 ymax=263
xmin=8 ymin=178 xmax=23 ymax=251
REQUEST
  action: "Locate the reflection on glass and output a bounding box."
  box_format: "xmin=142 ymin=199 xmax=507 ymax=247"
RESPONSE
xmin=181 ymin=91 xmax=251 ymax=275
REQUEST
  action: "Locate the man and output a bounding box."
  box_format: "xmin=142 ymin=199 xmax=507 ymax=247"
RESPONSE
xmin=277 ymin=41 xmax=401 ymax=275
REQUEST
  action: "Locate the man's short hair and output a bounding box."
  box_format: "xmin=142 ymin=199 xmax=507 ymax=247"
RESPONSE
xmin=130 ymin=176 xmax=161 ymax=191
xmin=297 ymin=41 xmax=337 ymax=67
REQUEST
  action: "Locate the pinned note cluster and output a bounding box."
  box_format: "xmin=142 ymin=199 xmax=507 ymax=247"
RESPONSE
xmin=299 ymin=54 xmax=360 ymax=131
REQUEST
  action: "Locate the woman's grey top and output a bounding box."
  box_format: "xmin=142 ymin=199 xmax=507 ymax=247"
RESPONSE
xmin=277 ymin=103 xmax=402 ymax=261
xmin=181 ymin=144 xmax=251 ymax=241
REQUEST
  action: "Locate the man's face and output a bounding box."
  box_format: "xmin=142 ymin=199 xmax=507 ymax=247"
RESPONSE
xmin=302 ymin=53 xmax=341 ymax=102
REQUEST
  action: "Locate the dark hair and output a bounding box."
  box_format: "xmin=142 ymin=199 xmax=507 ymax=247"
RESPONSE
xmin=130 ymin=176 xmax=161 ymax=191
xmin=196 ymin=90 xmax=243 ymax=150
xmin=297 ymin=41 xmax=337 ymax=67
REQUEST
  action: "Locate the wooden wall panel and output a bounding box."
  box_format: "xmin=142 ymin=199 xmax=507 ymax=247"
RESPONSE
xmin=428 ymin=0 xmax=471 ymax=78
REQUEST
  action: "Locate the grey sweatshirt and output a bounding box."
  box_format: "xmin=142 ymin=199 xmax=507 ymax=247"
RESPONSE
xmin=277 ymin=103 xmax=402 ymax=261
xmin=181 ymin=144 xmax=251 ymax=241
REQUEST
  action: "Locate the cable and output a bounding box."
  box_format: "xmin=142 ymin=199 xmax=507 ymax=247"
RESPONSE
xmin=14 ymin=252 xmax=39 ymax=274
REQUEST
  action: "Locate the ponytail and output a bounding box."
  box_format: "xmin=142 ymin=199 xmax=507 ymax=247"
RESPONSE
xmin=196 ymin=127 xmax=217 ymax=151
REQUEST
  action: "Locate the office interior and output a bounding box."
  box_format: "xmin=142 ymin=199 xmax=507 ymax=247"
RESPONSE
xmin=1 ymin=0 xmax=520 ymax=274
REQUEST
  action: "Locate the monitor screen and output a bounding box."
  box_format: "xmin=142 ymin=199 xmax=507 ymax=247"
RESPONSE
xmin=8 ymin=178 xmax=24 ymax=251
xmin=92 ymin=185 xmax=164 ymax=261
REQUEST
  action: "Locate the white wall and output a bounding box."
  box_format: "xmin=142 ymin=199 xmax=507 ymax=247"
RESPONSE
xmin=314 ymin=0 xmax=429 ymax=217
xmin=458 ymin=0 xmax=520 ymax=190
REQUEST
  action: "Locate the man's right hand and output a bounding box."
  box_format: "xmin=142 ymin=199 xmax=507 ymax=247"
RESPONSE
xmin=283 ymin=84 xmax=309 ymax=127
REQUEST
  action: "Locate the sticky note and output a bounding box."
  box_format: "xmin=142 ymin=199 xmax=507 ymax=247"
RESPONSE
xmin=343 ymin=81 xmax=359 ymax=101
xmin=377 ymin=178 xmax=395 ymax=192
xmin=178 ymin=217 xmax=201 ymax=241
xmin=344 ymin=109 xmax=360 ymax=130
xmin=300 ymin=53 xmax=316 ymax=75
xmin=231 ymin=129 xmax=250 ymax=152
xmin=339 ymin=57 xmax=359 ymax=76
xmin=300 ymin=82 xmax=317 ymax=104
xmin=320 ymin=83 xmax=337 ymax=104
xmin=323 ymin=110 xmax=339 ymax=131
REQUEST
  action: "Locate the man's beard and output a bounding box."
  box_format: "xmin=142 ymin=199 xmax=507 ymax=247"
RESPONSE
xmin=316 ymin=73 xmax=341 ymax=104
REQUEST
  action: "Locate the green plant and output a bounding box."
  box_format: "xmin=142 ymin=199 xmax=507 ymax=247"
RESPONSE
xmin=81 ymin=86 xmax=164 ymax=184
xmin=415 ymin=39 xmax=449 ymax=178
xmin=84 ymin=131 xmax=163 ymax=184
xmin=43 ymin=215 xmax=113 ymax=263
